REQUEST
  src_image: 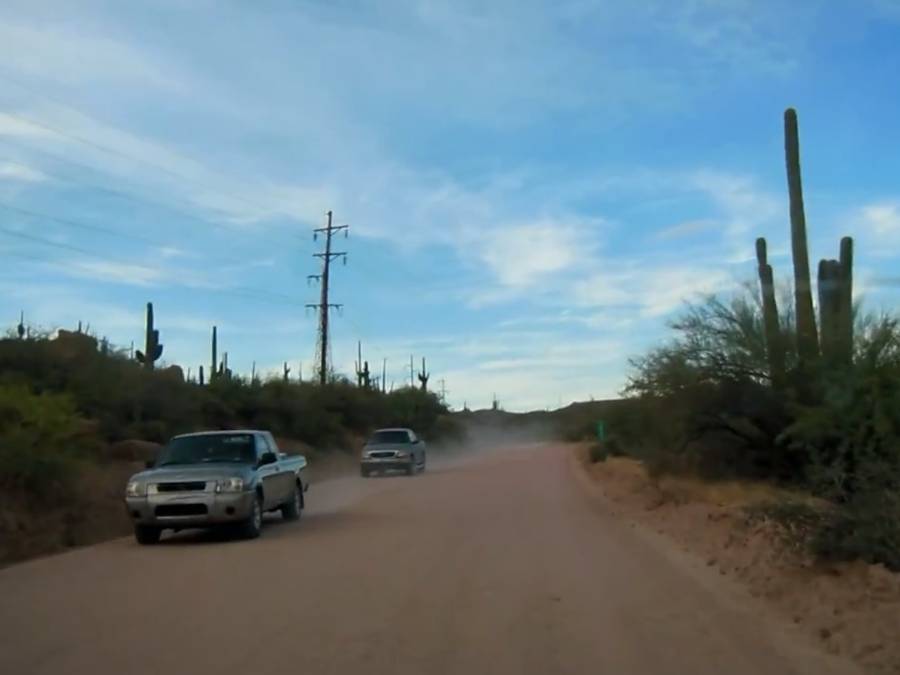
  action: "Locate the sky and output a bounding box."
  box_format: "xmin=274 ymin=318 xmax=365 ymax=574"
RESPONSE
xmin=0 ymin=0 xmax=899 ymax=411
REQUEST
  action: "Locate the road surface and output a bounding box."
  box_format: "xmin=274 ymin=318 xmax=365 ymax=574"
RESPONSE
xmin=0 ymin=444 xmax=857 ymax=675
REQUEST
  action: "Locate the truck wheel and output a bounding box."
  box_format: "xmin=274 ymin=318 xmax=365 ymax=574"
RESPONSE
xmin=406 ymin=461 xmax=416 ymax=476
xmin=237 ymin=495 xmax=263 ymax=539
xmin=360 ymin=467 xmax=369 ymax=478
xmin=134 ymin=525 xmax=161 ymax=545
xmin=281 ymin=484 xmax=302 ymax=521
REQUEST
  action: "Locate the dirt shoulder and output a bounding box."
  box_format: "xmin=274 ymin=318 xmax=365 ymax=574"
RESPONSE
xmin=575 ymin=446 xmax=900 ymax=675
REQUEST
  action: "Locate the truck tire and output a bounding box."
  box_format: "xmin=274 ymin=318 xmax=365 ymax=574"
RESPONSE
xmin=281 ymin=484 xmax=302 ymax=521
xmin=237 ymin=494 xmax=263 ymax=539
xmin=360 ymin=467 xmax=370 ymax=478
xmin=406 ymin=461 xmax=416 ymax=476
xmin=134 ymin=525 xmax=161 ymax=545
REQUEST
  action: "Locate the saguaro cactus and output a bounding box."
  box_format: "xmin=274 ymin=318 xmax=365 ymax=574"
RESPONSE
xmin=838 ymin=236 xmax=854 ymax=364
xmin=16 ymin=311 xmax=25 ymax=339
xmin=210 ymin=326 xmax=218 ymax=383
xmin=283 ymin=361 xmax=291 ymax=382
xmin=756 ymin=238 xmax=785 ymax=387
xmin=418 ymin=357 xmax=429 ymax=392
xmin=817 ymin=259 xmax=842 ymax=363
xmin=199 ymin=365 xmax=205 ymax=386
xmin=817 ymin=236 xmax=854 ymax=367
xmin=784 ymin=108 xmax=820 ymax=364
xmin=219 ymin=352 xmax=231 ymax=380
xmin=135 ymin=302 xmax=163 ymax=370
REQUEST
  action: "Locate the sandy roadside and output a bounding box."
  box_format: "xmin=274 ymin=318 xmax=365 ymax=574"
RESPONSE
xmin=574 ymin=446 xmax=900 ymax=675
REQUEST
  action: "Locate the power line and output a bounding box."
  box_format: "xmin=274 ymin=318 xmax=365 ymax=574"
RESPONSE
xmin=0 ymin=198 xmax=287 ymax=270
xmin=0 ymin=201 xmax=158 ymax=248
xmin=0 ymin=149 xmax=302 ymax=243
xmin=306 ymin=210 xmax=348 ymax=385
xmin=0 ymin=226 xmax=305 ymax=308
xmin=0 ymin=77 xmax=310 ymax=240
xmin=0 ymin=108 xmax=290 ymax=222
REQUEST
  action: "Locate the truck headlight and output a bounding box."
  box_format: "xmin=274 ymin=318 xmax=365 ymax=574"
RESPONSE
xmin=216 ymin=477 xmax=245 ymax=493
xmin=126 ymin=481 xmax=147 ymax=497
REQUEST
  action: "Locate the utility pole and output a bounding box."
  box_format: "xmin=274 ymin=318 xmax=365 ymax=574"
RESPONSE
xmin=439 ymin=379 xmax=448 ymax=405
xmin=409 ymin=355 xmax=414 ymax=388
xmin=307 ymin=210 xmax=348 ymax=386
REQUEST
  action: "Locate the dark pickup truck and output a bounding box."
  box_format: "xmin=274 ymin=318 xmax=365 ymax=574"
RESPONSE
xmin=124 ymin=430 xmax=308 ymax=544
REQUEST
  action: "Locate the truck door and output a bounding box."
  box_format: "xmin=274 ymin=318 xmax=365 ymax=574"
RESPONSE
xmin=264 ymin=432 xmax=294 ymax=500
xmin=255 ymin=433 xmax=284 ymax=509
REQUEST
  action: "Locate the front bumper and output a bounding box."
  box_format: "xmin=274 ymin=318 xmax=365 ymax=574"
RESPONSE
xmin=361 ymin=458 xmax=414 ymax=471
xmin=125 ymin=490 xmax=256 ymax=528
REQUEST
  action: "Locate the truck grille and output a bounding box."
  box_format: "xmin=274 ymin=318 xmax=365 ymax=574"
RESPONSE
xmin=369 ymin=451 xmax=397 ymax=459
xmin=155 ymin=504 xmax=208 ymax=517
xmin=156 ymin=481 xmax=207 ymax=492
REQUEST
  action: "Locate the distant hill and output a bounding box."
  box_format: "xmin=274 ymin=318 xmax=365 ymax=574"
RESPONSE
xmin=453 ymin=399 xmax=629 ymax=445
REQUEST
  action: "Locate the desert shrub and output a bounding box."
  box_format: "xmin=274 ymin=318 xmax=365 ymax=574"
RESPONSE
xmin=780 ymin=353 xmax=900 ymax=569
xmin=0 ymin=335 xmax=452 ymax=452
xmin=0 ymin=384 xmax=96 ymax=499
xmin=604 ymin=436 xmax=626 ymax=457
xmin=811 ymin=495 xmax=900 ymax=570
xmin=588 ymin=442 xmax=607 ymax=463
xmin=619 ymin=288 xmax=900 ymax=568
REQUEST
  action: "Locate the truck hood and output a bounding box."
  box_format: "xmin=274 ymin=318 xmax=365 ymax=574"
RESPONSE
xmin=130 ymin=464 xmax=254 ymax=483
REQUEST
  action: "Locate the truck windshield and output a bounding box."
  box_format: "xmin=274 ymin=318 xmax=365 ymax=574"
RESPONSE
xmin=157 ymin=434 xmax=256 ymax=466
xmin=368 ymin=430 xmax=410 ymax=444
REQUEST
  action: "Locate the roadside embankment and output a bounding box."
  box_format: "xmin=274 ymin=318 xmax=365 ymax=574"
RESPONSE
xmin=575 ymin=446 xmax=900 ymax=675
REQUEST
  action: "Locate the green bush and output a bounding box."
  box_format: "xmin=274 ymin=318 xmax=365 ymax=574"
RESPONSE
xmin=0 ymin=384 xmax=95 ymax=499
xmin=619 ymin=290 xmax=900 ymax=569
xmin=0 ymin=335 xmax=454 ymax=452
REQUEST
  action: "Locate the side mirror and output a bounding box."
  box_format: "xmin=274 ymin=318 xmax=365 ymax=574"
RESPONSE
xmin=258 ymin=451 xmax=277 ymax=467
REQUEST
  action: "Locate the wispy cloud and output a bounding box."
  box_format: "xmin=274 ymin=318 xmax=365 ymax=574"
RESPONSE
xmin=477 ymin=219 xmax=593 ymax=288
xmin=653 ymin=219 xmax=716 ymax=241
xmin=0 ymin=160 xmax=45 ymax=182
xmin=575 ymin=262 xmax=736 ymax=318
xmin=0 ymin=20 xmax=182 ymax=89
xmin=858 ymin=201 xmax=900 ymax=255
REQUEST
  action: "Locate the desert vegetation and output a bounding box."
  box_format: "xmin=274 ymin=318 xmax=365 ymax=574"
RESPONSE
xmin=594 ymin=109 xmax=900 ymax=570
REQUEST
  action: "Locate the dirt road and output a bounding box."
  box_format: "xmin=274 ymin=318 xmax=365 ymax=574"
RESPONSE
xmin=0 ymin=444 xmax=859 ymax=675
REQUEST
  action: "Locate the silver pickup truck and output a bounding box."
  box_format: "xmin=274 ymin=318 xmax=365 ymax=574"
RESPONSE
xmin=124 ymin=430 xmax=308 ymax=544
xmin=360 ymin=427 xmax=426 ymax=477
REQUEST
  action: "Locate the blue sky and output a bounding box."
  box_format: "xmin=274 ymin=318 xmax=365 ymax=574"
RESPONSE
xmin=1 ymin=0 xmax=899 ymax=411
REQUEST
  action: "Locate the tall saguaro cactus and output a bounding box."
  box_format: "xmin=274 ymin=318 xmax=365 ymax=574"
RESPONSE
xmin=784 ymin=108 xmax=820 ymax=364
xmin=838 ymin=237 xmax=854 ymax=364
xmin=418 ymin=357 xmax=430 ymax=392
xmin=17 ymin=311 xmax=25 ymax=339
xmin=756 ymin=238 xmax=785 ymax=387
xmin=817 ymin=259 xmax=842 ymax=363
xmin=210 ymin=326 xmax=218 ymax=383
xmin=817 ymin=237 xmax=854 ymax=366
xmin=283 ymin=361 xmax=291 ymax=383
xmin=135 ymin=302 xmax=163 ymax=370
